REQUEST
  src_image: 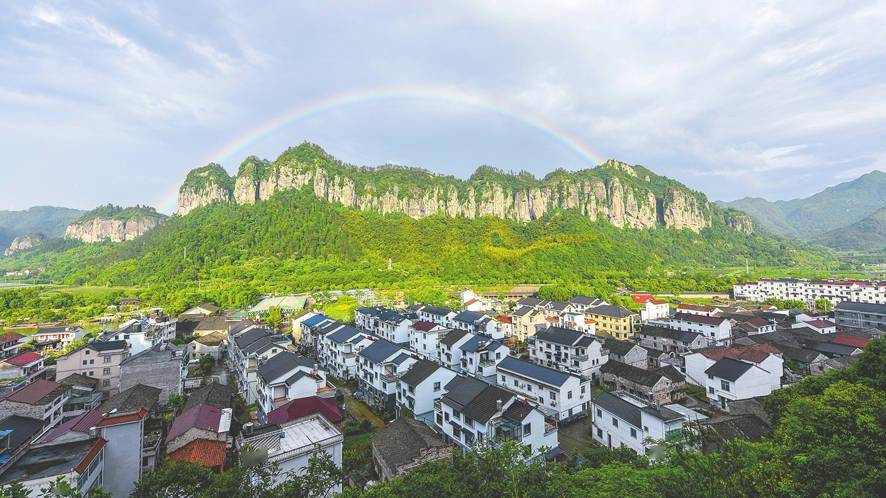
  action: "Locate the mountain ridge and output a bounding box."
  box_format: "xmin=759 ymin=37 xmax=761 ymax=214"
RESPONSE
xmin=177 ymin=143 xmax=755 ymax=234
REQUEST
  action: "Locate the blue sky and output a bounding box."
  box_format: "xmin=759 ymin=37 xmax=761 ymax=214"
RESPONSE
xmin=2 ymin=1 xmax=886 ymax=212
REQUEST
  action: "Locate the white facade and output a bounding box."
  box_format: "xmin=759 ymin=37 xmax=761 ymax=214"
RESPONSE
xmin=683 ymin=349 xmax=783 ymax=388
xmin=496 ymin=357 xmax=591 ymax=421
xmin=528 ymin=328 xmax=608 ymax=379
xmin=704 ymin=357 xmax=783 ymax=411
xmin=398 ymin=364 xmax=458 ymax=419
xmin=734 ymin=278 xmax=886 ymax=306
xmin=640 ymin=300 xmax=670 ymax=321
xmin=591 ymin=392 xmax=688 ymax=457
xmin=408 ymin=322 xmax=449 ymax=361
xmin=654 ymin=314 xmax=732 ymax=347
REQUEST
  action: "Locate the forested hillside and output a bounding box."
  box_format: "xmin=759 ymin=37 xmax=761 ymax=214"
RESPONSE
xmin=3 ymin=187 xmax=836 ymax=310
xmin=0 ymin=206 xmax=83 ymax=250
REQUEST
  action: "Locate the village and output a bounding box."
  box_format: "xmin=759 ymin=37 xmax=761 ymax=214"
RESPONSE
xmin=0 ymin=278 xmax=882 ymax=496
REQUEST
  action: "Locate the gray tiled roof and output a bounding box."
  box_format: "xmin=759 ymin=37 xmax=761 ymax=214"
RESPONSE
xmin=593 ymin=391 xmax=641 ymax=427
xmin=534 ymin=327 xmax=585 ymax=346
xmin=439 ymin=329 xmax=470 ymax=348
xmin=453 ymin=310 xmax=485 ymax=324
xmin=497 ymin=356 xmax=573 ymax=387
xmin=257 ymin=351 xmax=314 ymax=384
xmin=462 ymin=385 xmax=514 ymax=423
xmin=399 ymin=359 xmax=440 ymax=387
xmin=100 ymin=384 xmax=160 ymax=413
xmin=358 ymin=339 xmax=401 ymax=363
xmin=441 ymin=375 xmax=488 ymax=411
xmin=588 ymin=304 xmax=635 ymax=319
xmin=705 ymin=357 xmax=754 ymax=381
xmin=835 ymin=301 xmax=886 ymax=314
xmin=327 ymin=326 xmax=363 ymax=344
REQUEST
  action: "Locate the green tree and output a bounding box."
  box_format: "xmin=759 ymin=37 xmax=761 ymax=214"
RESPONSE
xmin=265 ymin=306 xmax=283 ymax=328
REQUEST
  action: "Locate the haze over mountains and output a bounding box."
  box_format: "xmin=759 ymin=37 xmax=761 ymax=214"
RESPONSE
xmin=718 ymin=170 xmax=886 ymax=251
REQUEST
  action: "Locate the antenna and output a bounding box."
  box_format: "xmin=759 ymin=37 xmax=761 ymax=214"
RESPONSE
xmin=745 ymin=258 xmax=749 ymax=276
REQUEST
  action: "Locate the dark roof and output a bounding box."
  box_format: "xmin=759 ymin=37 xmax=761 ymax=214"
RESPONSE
xmin=441 ymin=376 xmax=488 ymax=411
xmin=167 ymin=404 xmax=222 ymax=442
xmin=458 ymin=335 xmax=502 ymax=353
xmin=806 ymin=341 xmax=861 ymax=357
xmin=534 ymin=327 xmax=586 ymax=346
xmin=638 ymin=325 xmax=702 ymax=344
xmin=241 ymin=335 xmax=289 ymax=355
xmin=358 ymin=339 xmax=402 ymax=363
xmin=569 ymin=296 xmax=604 ymax=306
xmin=411 ymin=321 xmax=439 ymax=332
xmin=195 ymin=316 xmax=228 ymax=331
xmin=399 ymin=360 xmax=441 ymax=387
xmin=600 ymin=361 xmax=668 ymax=388
xmin=605 ymin=338 xmax=642 ymax=356
xmin=257 ymin=351 xmax=314 ymax=384
xmin=672 ymin=313 xmax=727 ymax=326
xmin=502 ymin=400 xmax=534 ymax=422
xmin=452 ymin=310 xmax=485 ymax=324
xmin=594 ymin=392 xmax=642 ymax=427
xmin=704 ymin=358 xmax=755 ymax=381
xmin=99 ymin=384 xmax=160 ymax=413
xmin=302 ymin=314 xmax=328 ymax=328
xmin=184 ymin=382 xmax=233 ymax=411
xmin=59 ymin=373 xmax=100 ymax=390
xmin=372 ymin=417 xmax=449 ymax=469
xmin=439 ymin=329 xmax=470 ymax=347
xmin=835 ymin=301 xmax=886 ymax=314
xmin=549 ymin=301 xmax=571 ymax=312
xmin=327 ymin=325 xmax=363 ymax=344
xmin=0 ymin=415 xmax=44 ymax=450
xmin=462 ymin=385 xmax=514 ymax=423
xmin=89 ymin=340 xmax=128 ymax=352
xmin=0 ymin=438 xmax=105 ymax=485
xmin=3 ymin=380 xmax=67 ymax=405
xmin=497 ymin=356 xmax=573 ymax=387
xmin=391 ymin=353 xmax=412 ymax=365
xmin=234 ymin=328 xmax=272 ymax=349
xmin=422 ymin=306 xmax=453 ymax=316
xmin=698 ymin=415 xmax=770 ymax=450
xmin=587 ymin=304 xmax=635 ymax=319
xmin=518 ymin=297 xmax=547 ymax=307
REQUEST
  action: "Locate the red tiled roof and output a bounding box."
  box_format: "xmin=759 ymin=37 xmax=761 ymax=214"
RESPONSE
xmin=97 ymin=407 xmax=148 ymax=427
xmin=651 ymin=299 xmax=667 ymax=305
xmin=167 ymin=404 xmax=222 ymax=442
xmin=630 ymin=294 xmax=653 ymax=304
xmin=39 ymin=410 xmax=103 ymax=443
xmin=5 ymin=352 xmax=42 ymax=367
xmin=545 ymin=317 xmax=560 ymax=323
xmin=168 ymin=439 xmax=227 ymax=469
xmin=267 ymin=395 xmax=343 ymax=425
xmin=673 ymin=312 xmax=727 ymax=325
xmin=2 ymin=379 xmax=64 ymax=405
xmin=701 ymin=343 xmax=780 ymax=363
xmin=832 ymin=335 xmax=871 ymax=348
xmin=496 ymin=315 xmax=512 ymax=324
xmin=743 ymin=317 xmax=770 ymax=327
xmin=74 ymin=438 xmax=107 ymax=474
xmin=411 ymin=321 xmax=438 ymax=332
xmin=0 ymin=333 xmax=24 ymax=343
xmin=464 ymin=299 xmax=479 ymax=306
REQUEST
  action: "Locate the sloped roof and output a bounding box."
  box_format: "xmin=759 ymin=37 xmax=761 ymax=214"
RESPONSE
xmin=372 ymin=417 xmax=449 ymax=469
xmin=267 ymin=396 xmax=342 ymax=425
xmin=441 ymin=375 xmax=488 ymax=411
xmin=594 ymin=391 xmax=641 ymax=427
xmin=0 ymin=333 xmax=25 ymax=343
xmin=193 ymin=331 xmax=227 ymax=346
xmin=605 ymin=338 xmax=642 ymax=356
xmin=399 ymin=359 xmax=441 ymax=387
xmin=672 ymin=313 xmax=727 ymax=326
xmin=167 ymin=404 xmax=222 ymax=442
xmin=534 ymin=327 xmax=585 ymax=346
xmin=497 ymin=356 xmax=572 ymax=387
xmin=587 ymin=304 xmax=634 ymax=319
xmin=358 ymin=339 xmax=401 ymax=363
xmin=184 ymin=382 xmax=233 ymax=411
xmin=705 ymin=357 xmax=754 ymax=381
xmin=699 ymin=343 xmax=780 ymax=363
xmin=600 ymin=361 xmax=667 ymax=388
xmin=3 ymin=380 xmax=66 ymax=405
xmin=439 ymin=329 xmax=470 ymax=347
xmin=257 ymin=351 xmax=314 ymax=384
xmin=327 ymin=325 xmax=363 ymax=344
xmin=167 ymin=438 xmax=227 ymax=468
xmin=411 ymin=321 xmax=439 ymax=332
xmin=459 ymin=335 xmax=501 ymax=353
xmin=302 ymin=314 xmax=328 ymax=327
xmin=835 ymin=301 xmax=886 ymax=314
xmin=0 ymin=415 xmax=44 ymax=450
xmin=4 ymin=352 xmax=41 ymax=367
xmin=453 ymin=310 xmax=485 ymax=324
xmin=422 ymin=306 xmax=453 ymax=316
xmin=99 ymin=384 xmax=160 ymax=413
xmin=462 ymin=385 xmax=514 ymax=423
xmin=37 ymin=410 xmax=102 ymax=444
xmin=88 ymin=340 xmax=128 ymax=352
xmin=832 ymin=335 xmax=871 ymax=348
xmin=59 ymin=373 xmax=99 ymax=389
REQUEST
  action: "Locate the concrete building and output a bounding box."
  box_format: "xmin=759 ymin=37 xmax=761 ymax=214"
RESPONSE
xmin=0 ymin=379 xmax=69 ymax=430
xmin=591 ymin=391 xmax=689 ymax=458
xmin=495 ymin=356 xmax=591 ymax=421
xmin=528 ymin=327 xmax=608 ymax=379
xmin=55 ymin=340 xmax=130 ymax=393
xmin=372 ymin=417 xmax=451 ymax=481
xmin=834 ymin=301 xmax=886 ymax=330
xmin=119 ymin=344 xmax=184 ymax=404
xmin=397 ymin=360 xmax=458 ymax=425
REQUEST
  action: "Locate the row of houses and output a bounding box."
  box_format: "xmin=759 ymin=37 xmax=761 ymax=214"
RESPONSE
xmin=733 ymin=278 xmax=886 ymax=306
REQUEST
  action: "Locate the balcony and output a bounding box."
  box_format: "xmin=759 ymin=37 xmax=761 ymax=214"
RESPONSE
xmin=382 ymin=370 xmax=397 ymax=381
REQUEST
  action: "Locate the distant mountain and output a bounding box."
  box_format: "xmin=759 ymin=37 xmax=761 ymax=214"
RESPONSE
xmin=812 ymin=206 xmax=886 ymax=252
xmin=64 ymin=205 xmax=167 ymax=243
xmin=0 ymin=206 xmax=84 ymax=251
xmin=718 ymin=170 xmax=886 ymax=241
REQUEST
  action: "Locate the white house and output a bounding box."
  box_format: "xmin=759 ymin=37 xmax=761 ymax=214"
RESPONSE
xmin=591 ymin=391 xmax=688 ymax=458
xmin=674 ymin=304 xmax=722 ymax=317
xmin=451 ymin=311 xmax=501 ymax=338
xmin=704 ymin=357 xmax=782 ymax=411
xmin=255 ymin=351 xmax=327 ymax=421
xmin=437 ymin=330 xmax=473 ymax=373
xmin=397 ymin=359 xmax=458 ymax=425
xmin=496 ymin=356 xmax=591 ymax=421
xmin=528 ymin=327 xmax=608 ymax=379
xmin=408 ymin=321 xmax=450 ymax=361
xmin=31 ymin=326 xmax=85 ymax=350
xmin=417 ymin=306 xmax=457 ymax=328
xmin=683 ymin=343 xmax=783 ymax=393
xmin=655 ymin=313 xmax=732 ymax=346
xmin=792 ymin=319 xmax=836 ymax=334
xmin=239 ymin=414 xmax=343 ymax=491
xmin=435 ymin=375 xmax=558 ymax=459
xmin=457 ymin=335 xmax=509 ymax=380
xmin=357 ymin=339 xmax=417 ymax=413
xmin=355 ymin=307 xmax=414 ymax=345
xmin=636 ymin=325 xmax=706 ymax=354
xmin=101 ymin=317 xmax=177 ymax=356
xmin=227 ymin=327 xmax=291 ymax=404
xmin=319 ymin=325 xmax=375 ymax=380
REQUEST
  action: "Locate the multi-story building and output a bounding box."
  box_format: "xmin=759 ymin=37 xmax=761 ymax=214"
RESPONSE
xmin=435 ymin=375 xmax=558 ymax=459
xmin=603 ymin=339 xmax=648 ymax=369
xmin=591 ymin=391 xmax=689 ymax=457
xmin=636 ymin=325 xmax=706 ymax=354
xmin=397 ymin=359 xmax=458 ymax=424
xmin=437 ymin=330 xmax=472 ymax=373
xmin=319 ymin=325 xmax=374 ymax=380
xmin=417 ymin=306 xmax=456 ymax=328
xmin=355 ymin=307 xmax=414 ymax=345
xmin=509 ymin=307 xmax=548 ymax=341
xmin=654 ymin=313 xmax=732 ymax=347
xmin=704 ymin=356 xmax=782 ymax=411
xmin=584 ymin=305 xmax=638 ymax=340
xmin=0 ymin=352 xmax=47 ymax=384
xmin=451 ymin=311 xmax=500 ymax=338
xmin=528 ymin=327 xmax=608 ymax=379
xmin=31 ymin=326 xmax=85 ymax=351
xmin=408 ymin=321 xmax=450 ymax=361
xmin=357 ymin=339 xmax=416 ymax=412
xmin=631 ymin=295 xmax=670 ymax=321
xmin=495 ymin=356 xmax=591 ymax=421
xmin=100 ymin=317 xmax=177 ymax=356
xmin=0 ymin=379 xmax=70 ymax=430
xmin=226 ymin=327 xmax=291 ymax=404
xmin=599 ymin=361 xmax=685 ymax=405
xmin=256 ymin=351 xmax=327 ymax=421
xmin=683 ymin=343 xmax=783 ymax=391
xmin=733 ymin=278 xmax=886 ymax=306
xmin=834 ymin=301 xmax=886 ymax=330
xmin=0 ymin=332 xmax=26 ymax=359
xmin=456 ymin=335 xmax=509 ymax=380
xmin=55 ymin=340 xmax=130 ymax=393
xmin=119 ymin=344 xmax=184 ymax=404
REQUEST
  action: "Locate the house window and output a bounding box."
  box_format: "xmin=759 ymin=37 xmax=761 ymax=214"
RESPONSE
xmin=549 ymin=391 xmax=557 ymax=400
xmin=104 ymin=356 xmax=111 ymax=364
xmin=612 ymin=417 xmax=618 ymax=427
xmin=433 ymin=381 xmax=441 ymax=392
xmin=567 ymin=391 xmax=573 ymax=400
xmin=89 ymin=359 xmax=95 ymax=365
xmin=630 ymin=428 xmax=637 ymax=438
xmin=596 ymin=408 xmax=602 ymax=418
xmin=523 ymin=423 xmax=532 ymax=436
xmin=500 ymin=375 xmax=506 ymax=382
xmin=597 ymin=428 xmax=602 ymax=438
xmin=720 ymin=380 xmax=730 ymax=392
xmin=102 ymin=379 xmax=110 ymax=387
xmin=526 ymin=384 xmax=532 ymax=392
xmin=82 ymin=360 xmax=88 ymax=366
xmin=103 ymin=368 xmax=110 ymax=375
xmin=513 ymin=379 xmax=519 ymax=387
xmin=708 ymin=386 xmax=715 ymax=394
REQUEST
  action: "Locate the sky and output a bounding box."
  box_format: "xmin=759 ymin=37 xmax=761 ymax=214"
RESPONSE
xmin=2 ymin=1 xmax=886 ymax=213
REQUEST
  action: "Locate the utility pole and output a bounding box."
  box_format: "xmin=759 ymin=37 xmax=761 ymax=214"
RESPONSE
xmin=745 ymin=258 xmax=749 ymax=277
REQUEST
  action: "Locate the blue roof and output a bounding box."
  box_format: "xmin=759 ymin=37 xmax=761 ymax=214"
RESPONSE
xmin=358 ymin=339 xmax=402 ymax=363
xmin=303 ymin=315 xmax=327 ymax=327
xmin=497 ymin=356 xmax=573 ymax=387
xmin=459 ymin=335 xmax=502 ymax=353
xmin=453 ymin=310 xmax=485 ymax=323
xmin=327 ymin=325 xmax=362 ymax=344
xmin=391 ymin=352 xmax=412 ymax=365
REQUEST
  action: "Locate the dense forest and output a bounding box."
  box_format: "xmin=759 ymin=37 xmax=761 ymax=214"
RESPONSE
xmin=0 ymin=187 xmax=841 ymax=312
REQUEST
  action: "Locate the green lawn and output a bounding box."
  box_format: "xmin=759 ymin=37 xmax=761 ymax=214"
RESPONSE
xmin=344 ymin=431 xmax=373 ymax=449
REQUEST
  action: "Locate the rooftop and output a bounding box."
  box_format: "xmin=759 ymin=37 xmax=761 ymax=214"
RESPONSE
xmin=0 ymin=438 xmax=106 ymax=485
xmin=497 ymin=356 xmax=573 ymax=387
xmin=167 ymin=438 xmax=227 ymax=469
xmin=99 ymin=384 xmax=160 ymax=414
xmin=372 ymin=417 xmax=448 ymax=469
xmin=705 ymin=357 xmax=755 ymax=381
xmin=2 ymin=379 xmax=67 ymax=405
xmin=399 ymin=359 xmax=441 ymax=387
xmin=184 ymin=382 xmax=234 ymax=411
xmin=267 ymin=396 xmax=342 ymax=425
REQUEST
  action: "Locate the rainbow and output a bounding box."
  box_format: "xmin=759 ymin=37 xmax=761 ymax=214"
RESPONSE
xmin=156 ymin=85 xmax=608 ymax=213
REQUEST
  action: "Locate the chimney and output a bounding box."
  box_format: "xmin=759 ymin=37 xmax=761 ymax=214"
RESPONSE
xmin=496 ymin=399 xmax=503 ymax=412
xmin=242 ymin=422 xmax=253 ymax=436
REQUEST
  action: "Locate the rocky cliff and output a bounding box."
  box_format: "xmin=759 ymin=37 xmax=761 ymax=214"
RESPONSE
xmin=65 ymin=205 xmax=166 ymax=243
xmin=4 ymin=233 xmax=46 ymax=257
xmin=177 ymin=143 xmax=749 ymax=233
